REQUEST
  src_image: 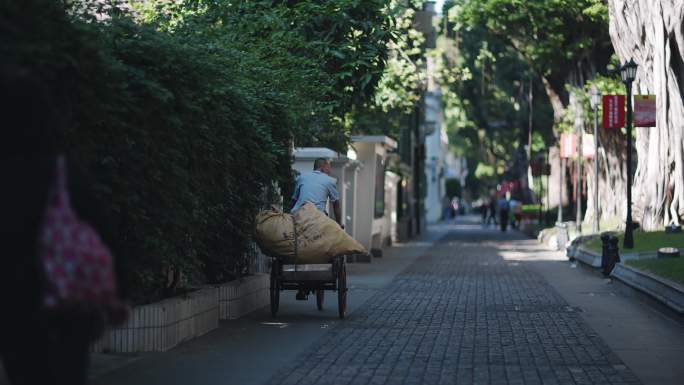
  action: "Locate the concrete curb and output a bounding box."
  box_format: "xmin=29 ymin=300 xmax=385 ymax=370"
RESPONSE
xmin=91 ymin=274 xmax=269 ymax=353
xmin=621 ymin=251 xmax=659 ymax=261
xmin=611 ymin=263 xmax=684 ymax=314
xmin=567 ymin=246 xmax=602 ymax=268
xmin=567 ymin=245 xmax=659 ymax=268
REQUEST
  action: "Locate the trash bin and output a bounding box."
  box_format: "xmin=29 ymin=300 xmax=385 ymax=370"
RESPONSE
xmin=601 ymin=232 xmax=619 ymax=277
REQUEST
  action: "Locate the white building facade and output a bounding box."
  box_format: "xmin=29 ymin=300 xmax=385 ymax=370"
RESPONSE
xmin=424 ymin=55 xmax=450 ymax=223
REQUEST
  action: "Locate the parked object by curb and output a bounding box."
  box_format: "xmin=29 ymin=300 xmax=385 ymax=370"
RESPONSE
xmin=91 ymin=274 xmax=270 ymax=353
xmin=611 ymin=263 xmax=684 ymax=314
xmin=657 ymin=247 xmax=680 ymax=258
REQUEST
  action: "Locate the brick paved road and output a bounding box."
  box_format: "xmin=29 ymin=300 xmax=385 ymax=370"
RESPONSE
xmin=266 ymin=226 xmax=641 ymax=385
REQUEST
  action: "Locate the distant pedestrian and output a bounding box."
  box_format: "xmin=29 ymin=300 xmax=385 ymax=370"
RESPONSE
xmin=450 ymin=197 xmax=459 ymax=221
xmin=442 ymin=195 xmax=452 ymax=221
xmin=487 ymin=195 xmax=498 ymax=225
xmin=509 ymin=198 xmax=521 ymax=229
xmin=498 ymin=195 xmax=510 ymax=232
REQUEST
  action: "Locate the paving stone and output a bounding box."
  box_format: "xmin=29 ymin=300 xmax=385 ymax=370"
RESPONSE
xmin=265 ymin=230 xmax=642 ymax=385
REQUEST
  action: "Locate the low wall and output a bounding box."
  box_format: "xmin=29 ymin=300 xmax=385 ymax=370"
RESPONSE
xmin=91 ymin=288 xmax=219 ymax=353
xmin=611 ymin=263 xmax=684 ymax=313
xmin=92 ymin=274 xmax=269 ymax=353
xmin=218 ymin=274 xmax=270 ymax=320
xmin=568 ymin=245 xmax=660 ymax=269
xmin=567 ymin=246 xmax=602 ymax=268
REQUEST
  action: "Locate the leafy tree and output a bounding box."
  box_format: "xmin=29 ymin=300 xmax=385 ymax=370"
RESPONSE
xmin=348 ymin=0 xmax=428 ymax=140
xmin=435 ymin=21 xmax=554 ymax=198
xmin=440 ymin=0 xmax=627 ymax=221
xmin=455 ymin=0 xmax=612 ymax=124
xmin=3 ymin=0 xmax=408 ymax=302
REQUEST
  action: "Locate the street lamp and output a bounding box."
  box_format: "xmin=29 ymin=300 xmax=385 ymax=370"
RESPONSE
xmin=621 ymin=58 xmax=638 ymax=248
xmin=576 ymin=99 xmax=583 ymax=235
xmin=589 ymin=85 xmax=601 ymax=234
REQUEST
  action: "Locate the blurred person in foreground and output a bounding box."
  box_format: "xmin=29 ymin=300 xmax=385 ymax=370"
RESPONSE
xmin=0 ymin=64 xmax=127 ymax=384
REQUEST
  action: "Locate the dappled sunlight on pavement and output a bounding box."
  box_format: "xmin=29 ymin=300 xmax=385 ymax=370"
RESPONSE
xmin=86 ymin=217 xmax=684 ymax=385
xmin=265 ymin=218 xmax=641 ymax=385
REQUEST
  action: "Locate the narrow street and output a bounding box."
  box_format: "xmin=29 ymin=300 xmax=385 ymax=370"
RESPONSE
xmin=7 ymin=3 xmax=684 ymax=385
xmin=87 ymin=217 xmax=684 ymax=385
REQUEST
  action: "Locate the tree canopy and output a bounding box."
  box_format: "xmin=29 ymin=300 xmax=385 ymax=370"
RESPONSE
xmin=439 ymin=0 xmax=614 ymax=200
xmin=2 ymin=0 xmax=426 ymax=302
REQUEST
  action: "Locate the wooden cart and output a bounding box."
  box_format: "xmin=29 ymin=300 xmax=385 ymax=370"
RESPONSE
xmin=269 ymin=255 xmax=347 ymax=319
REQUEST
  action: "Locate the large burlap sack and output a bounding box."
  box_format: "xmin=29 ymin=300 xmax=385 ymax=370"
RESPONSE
xmin=254 ymin=208 xmax=296 ymax=258
xmin=293 ymin=202 xmax=366 ymax=263
xmin=254 ymin=202 xmax=366 ymax=263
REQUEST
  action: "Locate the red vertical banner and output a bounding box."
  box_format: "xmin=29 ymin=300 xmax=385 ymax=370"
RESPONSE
xmin=560 ymin=133 xmax=577 ymax=158
xmin=602 ymin=95 xmax=625 ymax=129
xmin=634 ymin=95 xmax=656 ymax=127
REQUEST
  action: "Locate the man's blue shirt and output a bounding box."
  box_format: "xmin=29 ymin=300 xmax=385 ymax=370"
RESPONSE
xmin=291 ymin=170 xmax=340 ymax=212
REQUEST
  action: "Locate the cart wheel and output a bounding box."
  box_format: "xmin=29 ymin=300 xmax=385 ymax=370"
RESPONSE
xmin=270 ymin=259 xmax=280 ymax=318
xmin=337 ymin=259 xmax=347 ymax=319
xmin=316 ymin=289 xmax=324 ymax=310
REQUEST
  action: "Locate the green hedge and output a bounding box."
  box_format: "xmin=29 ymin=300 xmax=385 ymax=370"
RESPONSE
xmin=3 ymin=1 xmax=391 ymax=303
xmin=520 ymin=204 xmax=542 ymax=215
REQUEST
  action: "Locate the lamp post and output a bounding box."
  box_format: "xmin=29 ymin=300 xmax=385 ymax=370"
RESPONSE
xmin=621 ymin=59 xmax=638 ymax=249
xmin=590 ymin=85 xmax=601 ymax=234
xmin=576 ymin=100 xmax=583 ymax=235
xmin=546 ymin=151 xmax=550 ymax=225
xmin=557 ymin=152 xmax=563 ymax=224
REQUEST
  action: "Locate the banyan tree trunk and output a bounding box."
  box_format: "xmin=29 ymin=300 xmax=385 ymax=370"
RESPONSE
xmin=559 ymin=85 xmax=629 ymax=230
xmin=584 ymin=126 xmax=628 ymax=227
xmin=609 ymin=0 xmax=684 ymax=229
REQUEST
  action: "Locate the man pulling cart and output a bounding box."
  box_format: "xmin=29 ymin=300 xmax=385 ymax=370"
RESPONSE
xmin=255 ymin=158 xmax=366 ymax=319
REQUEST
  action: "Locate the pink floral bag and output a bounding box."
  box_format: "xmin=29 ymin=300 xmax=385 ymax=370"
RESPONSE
xmin=39 ymin=156 xmax=119 ymax=310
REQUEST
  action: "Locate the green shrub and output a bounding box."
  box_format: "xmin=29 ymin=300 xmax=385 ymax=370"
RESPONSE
xmin=521 ymin=204 xmax=541 ymax=215
xmin=3 ymin=0 xmax=393 ymax=303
